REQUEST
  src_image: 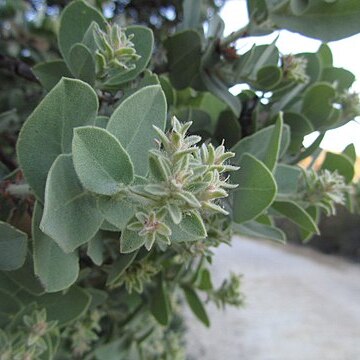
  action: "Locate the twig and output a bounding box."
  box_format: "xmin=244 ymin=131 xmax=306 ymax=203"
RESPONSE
xmin=220 ymin=26 xmax=249 ymax=48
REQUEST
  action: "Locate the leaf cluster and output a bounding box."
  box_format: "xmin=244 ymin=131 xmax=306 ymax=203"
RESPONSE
xmin=0 ymin=0 xmax=359 ymax=358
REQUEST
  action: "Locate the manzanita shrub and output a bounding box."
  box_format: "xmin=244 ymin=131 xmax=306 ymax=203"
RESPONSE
xmin=0 ymin=0 xmax=359 ymax=358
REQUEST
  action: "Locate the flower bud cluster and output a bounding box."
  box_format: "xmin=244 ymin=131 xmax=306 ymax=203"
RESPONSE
xmin=149 ymin=116 xmax=238 ymax=215
xmin=126 ymin=117 xmax=239 ymax=251
xmin=0 ymin=309 xmax=57 ymax=360
xmin=302 ymin=169 xmax=349 ymax=215
xmin=281 ymin=54 xmax=309 ymax=83
xmin=111 ymin=259 xmax=160 ymax=293
xmin=209 ymin=273 xmax=244 ymax=309
xmin=338 ymin=90 xmax=360 ymax=119
xmin=127 ymin=209 xmax=172 ymax=251
xmin=68 ymin=310 xmax=103 ymax=357
xmin=93 ymin=23 xmax=141 ymax=79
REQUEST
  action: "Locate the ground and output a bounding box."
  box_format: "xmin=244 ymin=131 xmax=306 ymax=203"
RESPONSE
xmin=186 ymin=237 xmax=360 ymax=360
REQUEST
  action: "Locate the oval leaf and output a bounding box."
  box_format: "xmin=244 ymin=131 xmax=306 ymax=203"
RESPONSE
xmin=182 ymin=286 xmax=210 ymax=327
xmin=256 ymin=65 xmax=282 ymax=89
xmin=321 ymin=152 xmax=355 ymax=184
xmin=68 ymin=43 xmax=96 ymax=85
xmin=232 ymin=122 xmax=290 ymax=169
xmin=33 ymin=60 xmax=73 ymax=91
xmin=0 ymin=222 xmax=27 ymax=271
xmin=232 ymin=153 xmax=277 ymax=224
xmin=87 ymin=231 xmax=106 ymax=266
xmin=120 ymin=226 xmax=146 ymax=254
xmin=72 ymin=126 xmax=134 ymax=195
xmin=36 ymin=286 xmax=91 ymax=326
xmin=233 ymin=221 xmax=286 ymax=243
xmin=169 ymin=211 xmax=207 ymax=243
xmin=17 ymin=78 xmax=98 ymax=201
xmin=149 ymin=274 xmax=171 ymax=326
xmin=97 ymin=195 xmax=135 ymax=230
xmin=33 ymin=202 xmax=79 ymax=292
xmin=58 ymin=0 xmax=106 ymax=65
xmin=272 ymin=200 xmax=320 ymax=234
xmin=41 ymin=154 xmax=103 ymax=253
xmin=107 ymin=85 xmax=167 ymax=176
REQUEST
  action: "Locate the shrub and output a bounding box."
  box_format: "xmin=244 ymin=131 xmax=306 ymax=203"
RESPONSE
xmin=0 ymin=0 xmax=359 ymax=358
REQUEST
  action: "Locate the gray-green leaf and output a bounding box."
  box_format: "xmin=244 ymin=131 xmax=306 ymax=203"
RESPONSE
xmin=182 ymin=286 xmax=210 ymax=327
xmin=87 ymin=231 xmax=106 ymax=266
xmin=41 ymin=154 xmax=103 ymax=253
xmin=149 ymin=274 xmax=171 ymax=326
xmin=169 ymin=211 xmax=207 ymax=243
xmin=232 ymin=153 xmax=277 ymax=224
xmin=33 ymin=202 xmax=79 ymax=292
xmin=107 ymin=85 xmax=167 ymax=176
xmin=0 ymin=222 xmax=27 ymax=271
xmin=120 ymin=226 xmax=146 ymax=254
xmin=68 ymin=43 xmax=96 ymax=85
xmin=98 ymin=195 xmax=135 ymax=230
xmin=58 ymin=0 xmax=106 ymax=65
xmin=17 ymin=78 xmax=98 ymax=201
xmin=272 ymin=200 xmax=320 ymax=234
xmin=32 ymin=60 xmax=73 ymax=91
xmin=72 ymin=126 xmax=134 ymax=195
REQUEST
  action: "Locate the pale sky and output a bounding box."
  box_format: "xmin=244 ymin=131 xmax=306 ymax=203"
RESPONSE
xmin=220 ymin=0 xmax=360 ymax=155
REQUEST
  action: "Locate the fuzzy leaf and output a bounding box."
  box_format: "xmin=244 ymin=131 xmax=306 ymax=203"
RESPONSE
xmin=169 ymin=211 xmax=207 ymax=242
xmin=58 ymin=0 xmax=106 ymax=65
xmin=36 ymin=287 xmax=91 ymax=326
xmin=0 ymin=222 xmax=27 ymax=271
xmin=97 ymin=196 xmax=135 ymax=230
xmin=149 ymin=274 xmax=171 ymax=326
xmin=17 ymin=78 xmax=98 ymax=201
xmin=302 ymin=83 xmax=340 ymax=129
xmin=107 ymin=85 xmax=167 ymax=176
xmin=4 ymin=257 xmax=44 ymax=295
xmin=87 ymin=231 xmax=106 ymax=266
xmin=262 ymin=114 xmax=284 ymax=172
xmin=343 ymin=144 xmax=356 ymax=164
xmin=321 ymin=151 xmax=355 ymax=184
xmin=120 ymin=226 xmax=146 ymax=253
xmin=232 ymin=122 xmax=290 ymax=169
xmin=164 ymin=30 xmax=202 ymax=90
xmin=33 ymin=60 xmax=73 ymax=91
xmin=41 ymin=154 xmax=103 ymax=253
xmin=233 ymin=221 xmax=286 ymax=243
xmin=272 ymin=200 xmax=320 ymax=234
xmin=283 ymin=112 xmax=314 ymax=153
xmin=256 ymin=65 xmax=282 ymax=89
xmin=270 ymin=0 xmax=360 ymax=42
xmin=275 ymin=164 xmax=301 ymax=195
xmin=103 ymin=26 xmax=154 ymax=87
xmin=182 ymin=286 xmax=210 ymax=327
xmin=68 ymin=43 xmax=96 ymax=85
xmin=232 ymin=153 xmax=277 ymax=224
xmin=72 ymin=126 xmax=134 ymax=195
xmin=33 ymin=202 xmax=79 ymax=292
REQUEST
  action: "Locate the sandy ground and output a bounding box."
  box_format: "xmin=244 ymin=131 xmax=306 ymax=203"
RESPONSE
xmin=185 ymin=236 xmax=360 ymax=360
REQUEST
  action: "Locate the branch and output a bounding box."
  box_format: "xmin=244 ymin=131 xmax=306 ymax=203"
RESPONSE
xmin=220 ymin=26 xmax=249 ymax=48
xmin=0 ymin=53 xmax=39 ymax=83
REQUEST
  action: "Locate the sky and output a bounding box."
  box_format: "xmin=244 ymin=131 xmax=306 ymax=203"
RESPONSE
xmin=220 ymin=0 xmax=360 ymax=155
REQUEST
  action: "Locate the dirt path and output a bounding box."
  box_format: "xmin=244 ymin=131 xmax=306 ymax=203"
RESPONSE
xmin=186 ymin=237 xmax=360 ymax=360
